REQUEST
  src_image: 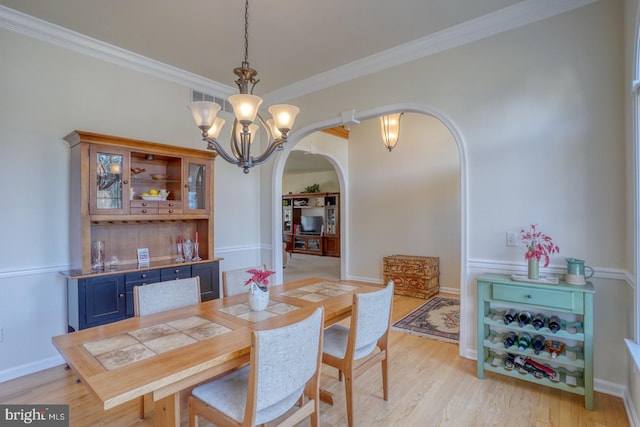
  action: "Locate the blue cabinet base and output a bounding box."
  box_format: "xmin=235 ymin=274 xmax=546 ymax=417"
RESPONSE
xmin=67 ymin=260 xmax=220 ymax=331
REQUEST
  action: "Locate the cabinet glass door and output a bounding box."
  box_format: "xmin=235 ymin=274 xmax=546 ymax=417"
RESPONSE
xmin=185 ymin=158 xmax=209 ymax=212
xmin=90 ymin=146 xmax=129 ymax=215
xmin=325 ymin=206 xmax=337 ymax=235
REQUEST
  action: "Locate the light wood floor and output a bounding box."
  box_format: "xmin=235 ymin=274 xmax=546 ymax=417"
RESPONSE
xmin=0 ymin=294 xmax=629 ymax=427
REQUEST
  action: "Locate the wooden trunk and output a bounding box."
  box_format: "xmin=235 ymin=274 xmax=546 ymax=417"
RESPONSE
xmin=382 ymin=255 xmax=439 ymax=299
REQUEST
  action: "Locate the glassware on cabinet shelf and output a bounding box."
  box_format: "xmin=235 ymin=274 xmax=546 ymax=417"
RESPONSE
xmin=183 ymin=239 xmax=194 ymax=262
xmin=193 ymin=242 xmax=202 ymax=261
xmin=176 ymin=242 xmax=185 ymax=262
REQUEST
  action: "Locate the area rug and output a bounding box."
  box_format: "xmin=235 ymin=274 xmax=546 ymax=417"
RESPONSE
xmin=392 ymin=296 xmax=459 ymax=344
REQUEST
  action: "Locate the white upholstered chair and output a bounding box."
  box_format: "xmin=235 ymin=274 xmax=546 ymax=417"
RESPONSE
xmin=322 ymin=282 xmax=394 ymax=427
xmin=189 ymin=307 xmax=324 ymax=427
xmin=133 ymin=276 xmax=201 ymax=419
xmin=133 ymin=276 xmax=201 ymax=316
xmin=222 ymin=264 xmax=267 ymax=298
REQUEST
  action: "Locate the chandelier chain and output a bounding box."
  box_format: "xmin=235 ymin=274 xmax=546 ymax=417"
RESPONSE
xmin=244 ymin=0 xmax=249 ymax=65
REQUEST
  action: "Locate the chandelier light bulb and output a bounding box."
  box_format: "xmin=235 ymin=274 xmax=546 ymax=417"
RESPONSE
xmin=207 ymin=117 xmax=226 ymax=139
xmin=268 ymin=104 xmax=300 ymax=132
xmin=188 ymin=101 xmax=221 ymax=129
xmin=229 ymin=94 xmax=263 ymax=124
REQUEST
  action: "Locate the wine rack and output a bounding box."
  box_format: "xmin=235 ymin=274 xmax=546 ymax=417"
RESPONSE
xmin=476 ymin=274 xmax=594 ymax=409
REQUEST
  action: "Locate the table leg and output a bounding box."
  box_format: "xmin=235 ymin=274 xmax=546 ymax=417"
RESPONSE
xmin=154 ymin=392 xmax=180 ymax=427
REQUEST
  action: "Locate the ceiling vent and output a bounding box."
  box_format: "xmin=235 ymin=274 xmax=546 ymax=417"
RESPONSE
xmin=191 ymin=90 xmax=233 ymax=114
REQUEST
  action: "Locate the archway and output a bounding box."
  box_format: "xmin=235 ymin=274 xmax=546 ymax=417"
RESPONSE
xmin=271 ymin=104 xmax=470 ymax=357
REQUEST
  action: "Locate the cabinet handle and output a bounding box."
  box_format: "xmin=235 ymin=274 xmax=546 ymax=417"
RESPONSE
xmin=142 ymin=202 xmax=148 ymax=207
xmin=168 ymin=202 xmax=174 ymax=206
xmin=142 ymin=209 xmax=147 ymax=213
xmin=119 ymin=293 xmax=125 ymax=298
xmin=526 ymin=294 xmax=532 ymax=299
xmin=141 ymin=273 xmax=147 ymax=278
xmin=168 ymin=210 xmax=173 ymax=213
xmin=184 ymin=184 xmax=189 ymax=188
xmin=174 ymin=269 xmax=180 ymax=273
xmin=123 ymin=180 xmax=128 ymax=184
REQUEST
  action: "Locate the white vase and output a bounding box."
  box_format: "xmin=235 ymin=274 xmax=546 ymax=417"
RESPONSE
xmin=248 ymin=282 xmax=269 ymax=311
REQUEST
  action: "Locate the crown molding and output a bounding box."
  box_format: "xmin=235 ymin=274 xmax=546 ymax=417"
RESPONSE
xmin=0 ymin=1 xmax=596 ymax=104
xmin=263 ymin=0 xmax=597 ymax=103
xmin=0 ymin=5 xmax=236 ymax=98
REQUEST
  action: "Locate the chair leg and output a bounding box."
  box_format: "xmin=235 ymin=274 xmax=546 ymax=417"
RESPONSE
xmin=382 ymin=356 xmax=389 ymax=401
xmin=344 ymin=373 xmax=354 ymax=427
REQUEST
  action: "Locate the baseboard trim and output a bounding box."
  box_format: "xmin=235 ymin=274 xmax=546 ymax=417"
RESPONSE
xmin=624 ymin=387 xmax=640 ymax=427
xmin=0 ymin=355 xmax=65 ymax=383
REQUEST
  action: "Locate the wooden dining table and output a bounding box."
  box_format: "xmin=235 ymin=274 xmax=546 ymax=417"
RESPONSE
xmin=52 ymin=277 xmax=379 ymax=427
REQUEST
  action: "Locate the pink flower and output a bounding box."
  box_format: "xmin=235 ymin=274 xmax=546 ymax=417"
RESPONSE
xmin=520 ymin=224 xmax=559 ymax=268
xmin=245 ymin=268 xmax=275 ymax=291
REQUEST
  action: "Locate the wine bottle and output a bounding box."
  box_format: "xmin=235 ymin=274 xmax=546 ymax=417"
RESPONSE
xmin=518 ymin=311 xmax=532 ymax=328
xmin=503 ymin=331 xmax=517 ymax=349
xmin=518 ymin=332 xmax=532 ymax=351
xmin=532 ymin=313 xmax=545 ymax=330
xmin=532 ymin=335 xmax=546 ymax=355
xmin=503 ymin=308 xmax=517 ymax=325
xmin=548 ymin=315 xmax=561 ymax=333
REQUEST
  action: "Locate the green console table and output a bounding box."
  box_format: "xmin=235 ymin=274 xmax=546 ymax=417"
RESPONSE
xmin=476 ymin=273 xmax=594 ymax=409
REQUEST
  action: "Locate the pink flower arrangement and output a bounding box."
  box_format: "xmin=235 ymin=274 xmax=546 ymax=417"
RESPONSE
xmin=245 ymin=268 xmax=275 ymax=291
xmin=520 ymin=224 xmax=559 ymax=267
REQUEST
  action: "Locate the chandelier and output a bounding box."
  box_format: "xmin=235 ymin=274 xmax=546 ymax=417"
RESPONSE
xmin=379 ymin=113 xmax=403 ymax=151
xmin=188 ymin=0 xmax=299 ymax=174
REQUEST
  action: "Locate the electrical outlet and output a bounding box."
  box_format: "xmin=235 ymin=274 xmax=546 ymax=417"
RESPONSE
xmin=506 ymin=232 xmax=517 ymax=247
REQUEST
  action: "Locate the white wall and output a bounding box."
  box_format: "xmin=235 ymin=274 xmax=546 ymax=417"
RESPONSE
xmin=347 ymin=114 xmax=460 ymax=291
xmin=0 ymin=28 xmax=261 ymax=380
xmin=271 ymin=0 xmax=630 ymax=390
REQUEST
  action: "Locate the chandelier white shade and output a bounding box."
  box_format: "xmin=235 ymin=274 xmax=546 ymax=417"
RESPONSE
xmin=379 ymin=113 xmax=403 ymax=151
xmin=187 ymin=0 xmax=300 ymax=174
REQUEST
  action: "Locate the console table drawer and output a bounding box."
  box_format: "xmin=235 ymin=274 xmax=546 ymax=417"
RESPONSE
xmin=492 ymin=284 xmax=580 ymax=312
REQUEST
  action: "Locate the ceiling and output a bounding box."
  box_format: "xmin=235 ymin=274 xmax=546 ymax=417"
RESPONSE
xmin=0 ymin=0 xmax=593 ymax=174
xmin=285 ymin=151 xmax=335 ymax=174
xmin=0 ymin=0 xmax=534 ymax=97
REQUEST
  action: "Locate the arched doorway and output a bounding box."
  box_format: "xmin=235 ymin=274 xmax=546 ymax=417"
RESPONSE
xmin=271 ymin=104 xmax=470 ymax=357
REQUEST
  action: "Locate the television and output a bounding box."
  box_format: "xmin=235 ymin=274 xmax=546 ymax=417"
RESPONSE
xmin=300 ymin=215 xmax=323 ymax=235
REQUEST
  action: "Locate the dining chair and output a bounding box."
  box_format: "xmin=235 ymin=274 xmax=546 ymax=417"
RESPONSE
xmin=222 ymin=264 xmax=267 ymax=297
xmin=133 ymin=276 xmax=201 ymax=316
xmin=322 ymin=281 xmax=394 ymax=427
xmin=189 ymin=307 xmax=324 ymax=427
xmin=133 ymin=276 xmax=201 ymax=419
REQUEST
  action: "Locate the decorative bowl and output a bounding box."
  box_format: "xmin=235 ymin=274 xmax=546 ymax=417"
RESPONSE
xmin=150 ymin=174 xmax=166 ymax=180
xmin=141 ymin=195 xmax=166 ymax=201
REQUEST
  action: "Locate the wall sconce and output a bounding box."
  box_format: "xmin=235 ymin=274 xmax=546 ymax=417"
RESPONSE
xmin=379 ymin=113 xmax=403 ymax=151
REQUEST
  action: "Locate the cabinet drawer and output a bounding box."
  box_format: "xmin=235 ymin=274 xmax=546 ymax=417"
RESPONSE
xmin=159 ymin=201 xmax=183 ymax=215
xmin=492 ymin=283 xmax=581 ymax=312
xmin=125 ymin=270 xmax=160 ymax=291
xmin=130 ymin=200 xmax=159 ymax=215
xmin=161 ymin=266 xmax=191 ymax=281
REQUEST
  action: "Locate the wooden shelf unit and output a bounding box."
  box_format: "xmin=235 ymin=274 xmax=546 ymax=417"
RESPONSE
xmin=63 ymin=130 xmax=221 ymax=331
xmin=65 ymin=130 xmax=215 ymax=272
xmin=476 ymin=273 xmax=594 ymax=409
xmin=282 ymin=192 xmax=340 ymax=257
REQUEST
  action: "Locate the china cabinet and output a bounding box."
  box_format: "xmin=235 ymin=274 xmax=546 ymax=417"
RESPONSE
xmin=62 ymin=130 xmax=221 ymax=331
xmin=476 ymin=273 xmax=594 ymax=409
